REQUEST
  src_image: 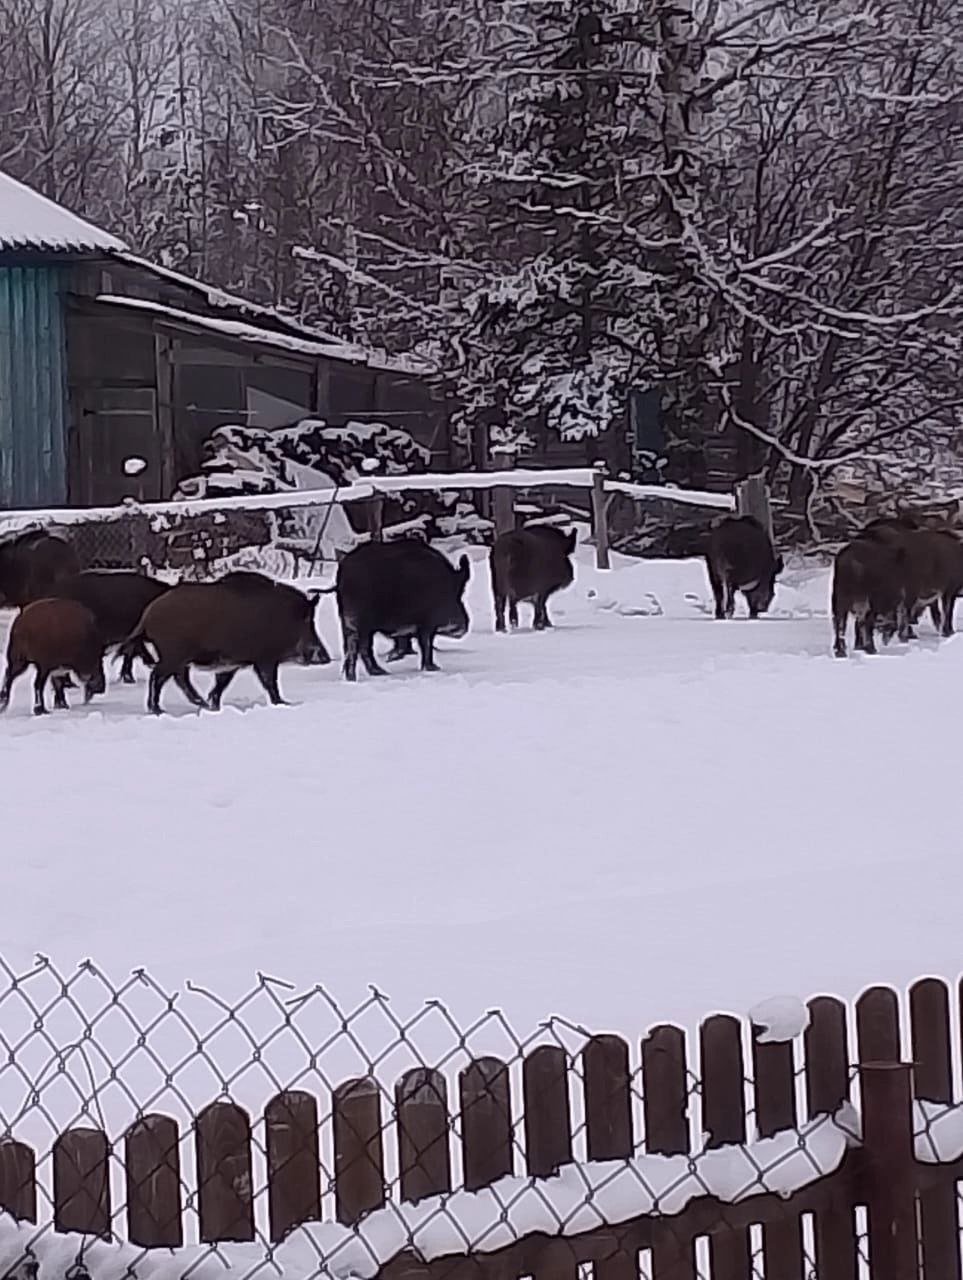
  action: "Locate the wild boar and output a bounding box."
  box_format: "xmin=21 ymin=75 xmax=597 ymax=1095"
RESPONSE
xmin=831 ymin=536 xmax=907 ymax=657
xmin=333 ymin=539 xmax=470 ymax=681
xmin=0 ymin=529 xmax=79 ymax=607
xmin=0 ymin=599 xmax=106 ymax=714
xmin=50 ymin=570 xmax=169 ymax=682
xmin=861 ymin=522 xmax=963 ymax=640
xmin=490 ymin=525 xmax=577 ymax=632
xmin=122 ymin=580 xmax=329 ymax=713
xmin=706 ymin=516 xmax=784 ymax=620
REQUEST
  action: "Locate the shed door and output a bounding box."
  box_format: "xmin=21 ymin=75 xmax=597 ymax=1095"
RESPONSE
xmin=74 ymin=387 xmax=161 ymax=505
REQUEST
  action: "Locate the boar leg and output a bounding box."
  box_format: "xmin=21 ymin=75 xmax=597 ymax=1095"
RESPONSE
xmin=360 ymin=634 xmax=387 ymax=677
xmin=254 ymin=662 xmax=285 ymax=706
xmin=706 ymin=559 xmax=725 ymax=620
xmin=862 ymin=613 xmax=878 ymax=655
xmin=0 ymin=655 xmax=27 ymax=712
xmin=508 ymin=595 xmax=519 ymax=629
xmin=723 ymin=578 xmax=736 ymax=620
xmin=533 ymin=594 xmax=551 ymax=630
xmin=52 ymin=675 xmax=69 ymax=710
xmin=939 ymin=592 xmax=956 ymax=637
xmin=33 ymin=669 xmax=51 ymax=716
xmin=493 ymin=586 xmax=507 ymax=633
xmin=417 ymin=628 xmax=440 ymax=672
xmin=147 ymin=666 xmax=173 ymax=715
xmin=173 ymin=668 xmax=206 ymax=709
xmin=341 ymin=620 xmax=362 ymax=682
xmin=386 ymin=636 xmax=414 ymax=661
xmin=207 ymin=669 xmax=239 ymax=711
xmin=831 ymin=596 xmax=848 ymax=659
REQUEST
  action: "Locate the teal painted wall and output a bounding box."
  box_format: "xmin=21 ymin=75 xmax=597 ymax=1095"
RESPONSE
xmin=0 ymin=266 xmax=69 ymax=508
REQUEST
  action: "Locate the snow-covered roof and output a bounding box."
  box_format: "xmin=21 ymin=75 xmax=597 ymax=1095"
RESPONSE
xmin=112 ymin=252 xmax=346 ymax=346
xmin=94 ymin=294 xmax=436 ymax=377
xmin=0 ymin=170 xmax=126 ymax=256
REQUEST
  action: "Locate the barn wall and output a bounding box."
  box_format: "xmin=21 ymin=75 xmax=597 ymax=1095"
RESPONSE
xmin=0 ymin=266 xmax=69 ymax=507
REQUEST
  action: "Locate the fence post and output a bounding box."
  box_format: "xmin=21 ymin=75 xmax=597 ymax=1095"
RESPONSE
xmin=860 ymin=1061 xmax=917 ymax=1280
xmin=735 ymin=475 xmax=774 ymax=543
xmin=491 ymin=446 xmax=515 ymax=538
xmin=592 ymin=465 xmax=611 ymax=570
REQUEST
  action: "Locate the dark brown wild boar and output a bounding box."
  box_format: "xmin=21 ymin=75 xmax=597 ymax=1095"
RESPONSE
xmin=831 ymin=536 xmax=906 ymax=658
xmin=0 ymin=599 xmax=106 ymax=714
xmin=705 ymin=516 xmax=784 ymax=620
xmin=0 ymin=529 xmax=79 ymax=607
xmin=49 ymin=570 xmax=169 ymax=682
xmin=861 ymin=523 xmax=963 ymax=639
xmin=122 ymin=580 xmax=329 ymax=713
xmin=490 ymin=525 xmax=577 ymax=632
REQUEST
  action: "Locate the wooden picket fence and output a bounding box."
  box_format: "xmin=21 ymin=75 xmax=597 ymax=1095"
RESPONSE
xmin=1 ymin=980 xmax=963 ymax=1279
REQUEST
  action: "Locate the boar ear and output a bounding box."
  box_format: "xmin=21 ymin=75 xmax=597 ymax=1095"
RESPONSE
xmin=306 ymin=588 xmax=323 ymax=606
xmin=566 ymin=529 xmax=577 ymax=554
xmin=774 ymin=555 xmax=784 ymax=575
xmin=458 ymin=554 xmax=470 ymax=584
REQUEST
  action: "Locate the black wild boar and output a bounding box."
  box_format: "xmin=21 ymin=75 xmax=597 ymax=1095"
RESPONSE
xmin=861 ymin=523 xmax=963 ymax=640
xmin=490 ymin=525 xmax=577 ymax=632
xmin=0 ymin=599 xmax=106 ymax=714
xmin=705 ymin=516 xmax=784 ymax=620
xmin=49 ymin=570 xmax=169 ymax=682
xmin=0 ymin=528 xmax=79 ymax=607
xmin=122 ymin=580 xmax=329 ymax=713
xmin=831 ymin=536 xmax=907 ymax=657
xmin=333 ymin=539 xmax=470 ymax=681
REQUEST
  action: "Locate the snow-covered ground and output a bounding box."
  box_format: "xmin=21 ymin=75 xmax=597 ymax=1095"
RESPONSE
xmin=0 ymin=543 xmax=956 ymax=1082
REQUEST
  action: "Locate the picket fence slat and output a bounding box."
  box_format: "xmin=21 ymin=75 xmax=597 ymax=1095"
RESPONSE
xmin=650 ymin=1220 xmax=696 ymax=1280
xmin=709 ymin=1221 xmax=753 ymax=1280
xmin=334 ymin=1077 xmax=385 ymax=1225
xmin=266 ymin=1090 xmax=321 ymax=1241
xmin=584 ymin=1035 xmax=633 ymax=1160
xmin=751 ymin=1021 xmax=804 ymax=1279
xmin=196 ymin=1101 xmax=255 ymax=1242
xmin=54 ymin=1127 xmax=111 ymax=1238
xmin=804 ymin=997 xmax=850 ymax=1117
xmin=396 ymin=1068 xmax=452 ymax=1203
xmin=0 ymin=1139 xmax=35 ymax=1223
xmin=912 ymin=979 xmax=961 ymax=1280
xmin=583 ymin=1037 xmax=635 ymax=1280
xmin=642 ymin=1025 xmax=689 ymax=1156
xmin=804 ymin=996 xmax=857 ymax=1280
xmin=126 ymin=1114 xmax=182 ymax=1247
xmin=700 ymin=1018 xmax=753 ymax=1279
xmin=460 ymin=1057 xmax=513 ymax=1191
xmin=856 ymin=986 xmax=900 ymax=1063
xmin=523 ymin=1046 xmax=572 ymax=1178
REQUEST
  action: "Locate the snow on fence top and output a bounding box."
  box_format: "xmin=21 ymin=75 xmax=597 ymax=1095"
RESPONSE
xmin=0 ymin=960 xmax=955 ymax=1280
xmin=0 ymin=468 xmax=734 ymax=531
xmin=0 ymin=169 xmax=126 ymax=255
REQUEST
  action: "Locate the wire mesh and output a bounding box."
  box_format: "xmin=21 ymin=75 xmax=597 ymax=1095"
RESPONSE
xmin=0 ymin=956 xmax=917 ymax=1280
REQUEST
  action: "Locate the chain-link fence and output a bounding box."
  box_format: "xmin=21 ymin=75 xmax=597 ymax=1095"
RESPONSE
xmin=0 ymin=957 xmax=957 ymax=1280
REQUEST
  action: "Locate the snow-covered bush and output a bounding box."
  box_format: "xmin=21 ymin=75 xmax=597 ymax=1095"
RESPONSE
xmin=175 ymin=419 xmax=433 ymax=499
xmin=175 ymin=418 xmax=492 ymax=548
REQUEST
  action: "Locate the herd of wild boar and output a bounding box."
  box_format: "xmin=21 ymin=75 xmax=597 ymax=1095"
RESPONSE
xmin=707 ymin=510 xmax=963 ymax=656
xmin=0 ymin=522 xmax=575 ymax=715
xmin=0 ymin=508 xmax=954 ymax=716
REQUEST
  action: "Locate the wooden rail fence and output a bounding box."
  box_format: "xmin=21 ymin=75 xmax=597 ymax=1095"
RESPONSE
xmin=1 ymin=980 xmax=960 ymax=1279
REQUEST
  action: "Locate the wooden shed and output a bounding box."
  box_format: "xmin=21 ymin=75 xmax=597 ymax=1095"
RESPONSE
xmin=0 ymin=169 xmax=449 ymax=510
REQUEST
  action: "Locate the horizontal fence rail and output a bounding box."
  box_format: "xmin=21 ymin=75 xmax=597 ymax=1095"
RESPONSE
xmin=0 ymin=467 xmax=735 ymax=529
xmin=0 ymin=960 xmax=958 ymax=1278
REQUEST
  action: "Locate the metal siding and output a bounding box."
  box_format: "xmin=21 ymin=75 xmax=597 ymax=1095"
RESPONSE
xmin=0 ymin=266 xmax=68 ymax=507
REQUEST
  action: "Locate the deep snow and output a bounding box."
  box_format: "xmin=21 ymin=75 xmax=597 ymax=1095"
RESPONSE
xmin=0 ymin=545 xmax=956 ymax=1081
